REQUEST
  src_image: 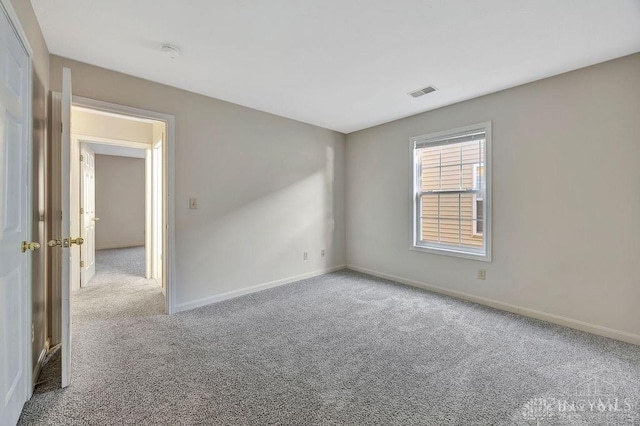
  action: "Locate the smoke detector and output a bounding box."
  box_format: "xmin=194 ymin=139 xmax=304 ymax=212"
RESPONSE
xmin=408 ymin=85 xmax=437 ymax=98
xmin=161 ymin=44 xmax=180 ymax=59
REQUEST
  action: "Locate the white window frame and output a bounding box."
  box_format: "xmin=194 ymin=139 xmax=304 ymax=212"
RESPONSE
xmin=409 ymin=122 xmax=492 ymax=262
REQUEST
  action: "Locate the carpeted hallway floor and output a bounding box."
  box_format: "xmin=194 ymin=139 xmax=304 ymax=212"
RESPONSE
xmin=74 ymin=246 xmax=164 ymax=322
xmin=22 ymin=247 xmax=163 ymax=405
xmin=19 ymin=256 xmax=640 ymax=425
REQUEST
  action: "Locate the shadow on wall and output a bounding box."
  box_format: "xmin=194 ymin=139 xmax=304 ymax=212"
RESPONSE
xmin=178 ymin=140 xmax=340 ymax=302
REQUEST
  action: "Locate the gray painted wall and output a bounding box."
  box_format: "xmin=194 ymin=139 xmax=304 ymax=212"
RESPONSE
xmin=50 ymin=55 xmax=347 ymax=309
xmin=346 ymin=53 xmax=640 ymax=338
xmin=95 ymin=155 xmax=146 ymax=250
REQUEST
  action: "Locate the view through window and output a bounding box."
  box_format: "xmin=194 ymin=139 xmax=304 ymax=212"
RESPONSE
xmin=412 ymin=123 xmax=491 ymax=259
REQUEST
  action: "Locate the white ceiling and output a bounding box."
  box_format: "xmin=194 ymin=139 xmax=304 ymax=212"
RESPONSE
xmin=32 ymin=0 xmax=640 ymax=133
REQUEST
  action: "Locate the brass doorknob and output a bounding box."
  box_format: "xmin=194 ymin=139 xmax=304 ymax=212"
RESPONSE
xmin=60 ymin=237 xmax=83 ymax=248
xmin=92 ymin=217 xmax=100 ymax=221
xmin=48 ymin=239 xmax=62 ymax=247
xmin=21 ymin=241 xmax=41 ymax=253
xmin=70 ymin=237 xmax=84 ymax=246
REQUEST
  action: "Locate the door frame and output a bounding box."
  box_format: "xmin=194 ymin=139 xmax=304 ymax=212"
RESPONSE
xmin=70 ymin=96 xmax=176 ymax=314
xmin=150 ymin=140 xmax=163 ymax=282
xmin=0 ymin=0 xmax=35 ymax=402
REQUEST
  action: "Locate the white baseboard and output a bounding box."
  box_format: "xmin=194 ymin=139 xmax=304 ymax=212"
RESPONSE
xmin=96 ymin=243 xmax=144 ymax=250
xmin=347 ymin=264 xmax=640 ymax=346
xmin=175 ymin=265 xmax=347 ymax=313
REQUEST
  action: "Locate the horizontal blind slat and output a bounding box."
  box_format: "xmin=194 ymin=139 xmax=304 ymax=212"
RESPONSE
xmin=415 ymin=131 xmax=485 ymax=149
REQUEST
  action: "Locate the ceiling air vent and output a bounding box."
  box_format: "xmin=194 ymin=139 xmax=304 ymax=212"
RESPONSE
xmin=408 ymin=86 xmax=437 ymax=98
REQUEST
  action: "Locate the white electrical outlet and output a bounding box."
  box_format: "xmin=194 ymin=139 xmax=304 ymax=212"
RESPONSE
xmin=478 ymin=269 xmax=486 ymax=280
xmin=303 ymin=252 xmax=308 ymax=260
xmin=321 ymin=249 xmax=325 ymax=257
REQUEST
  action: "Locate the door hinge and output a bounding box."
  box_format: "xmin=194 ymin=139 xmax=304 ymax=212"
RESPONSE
xmin=80 ymin=207 xmax=84 ymax=214
xmin=80 ymin=260 xmax=85 ymax=268
xmin=80 ymin=154 xmax=84 ymax=161
xmin=60 ymin=122 xmax=63 ymax=133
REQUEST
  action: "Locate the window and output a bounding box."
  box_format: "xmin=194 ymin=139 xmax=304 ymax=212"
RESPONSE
xmin=411 ymin=122 xmax=491 ymax=261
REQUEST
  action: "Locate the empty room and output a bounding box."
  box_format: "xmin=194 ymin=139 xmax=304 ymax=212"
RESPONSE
xmin=0 ymin=0 xmax=639 ymax=425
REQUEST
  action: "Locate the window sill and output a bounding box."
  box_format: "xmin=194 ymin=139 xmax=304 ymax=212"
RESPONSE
xmin=410 ymin=244 xmax=492 ymax=262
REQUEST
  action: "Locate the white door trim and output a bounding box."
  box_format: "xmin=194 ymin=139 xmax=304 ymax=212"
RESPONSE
xmin=74 ymin=134 xmax=151 ymax=150
xmin=71 ymin=96 xmax=176 ymax=314
xmin=145 ymin=146 xmax=152 ymax=279
xmin=0 ymin=0 xmax=34 ymax=403
xmin=0 ymin=0 xmax=33 ymax=57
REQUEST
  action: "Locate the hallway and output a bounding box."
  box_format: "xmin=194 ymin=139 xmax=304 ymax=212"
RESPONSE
xmin=76 ymin=247 xmax=164 ymax=322
xmin=19 ymin=247 xmax=164 ymax=424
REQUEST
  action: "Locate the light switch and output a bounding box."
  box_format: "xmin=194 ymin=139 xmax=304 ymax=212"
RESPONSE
xmin=189 ymin=198 xmax=198 ymax=210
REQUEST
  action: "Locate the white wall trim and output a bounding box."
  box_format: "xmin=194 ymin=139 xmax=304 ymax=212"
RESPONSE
xmin=75 ymin=134 xmax=151 ymax=150
xmin=175 ymin=265 xmax=347 ymax=313
xmin=0 ymin=0 xmax=33 ymax=56
xmin=144 ymin=147 xmax=152 ymax=279
xmin=347 ymin=264 xmax=640 ymax=346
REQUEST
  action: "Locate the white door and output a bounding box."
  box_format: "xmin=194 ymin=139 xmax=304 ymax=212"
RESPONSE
xmin=80 ymin=144 xmax=95 ymax=284
xmin=0 ymin=6 xmax=31 ymax=425
xmin=61 ymin=67 xmax=73 ymax=388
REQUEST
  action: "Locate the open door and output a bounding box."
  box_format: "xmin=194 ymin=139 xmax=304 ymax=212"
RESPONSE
xmin=59 ymin=67 xmax=83 ymax=388
xmin=0 ymin=6 xmax=33 ymax=423
xmin=60 ymin=67 xmax=72 ymax=388
xmin=80 ymin=143 xmax=96 ymax=285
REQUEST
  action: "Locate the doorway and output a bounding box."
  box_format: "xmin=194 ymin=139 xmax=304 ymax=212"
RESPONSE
xmin=32 ymin=91 xmax=175 ymax=394
xmin=71 ymin=106 xmax=167 ymax=312
xmin=56 ymin=96 xmax=175 ymax=318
